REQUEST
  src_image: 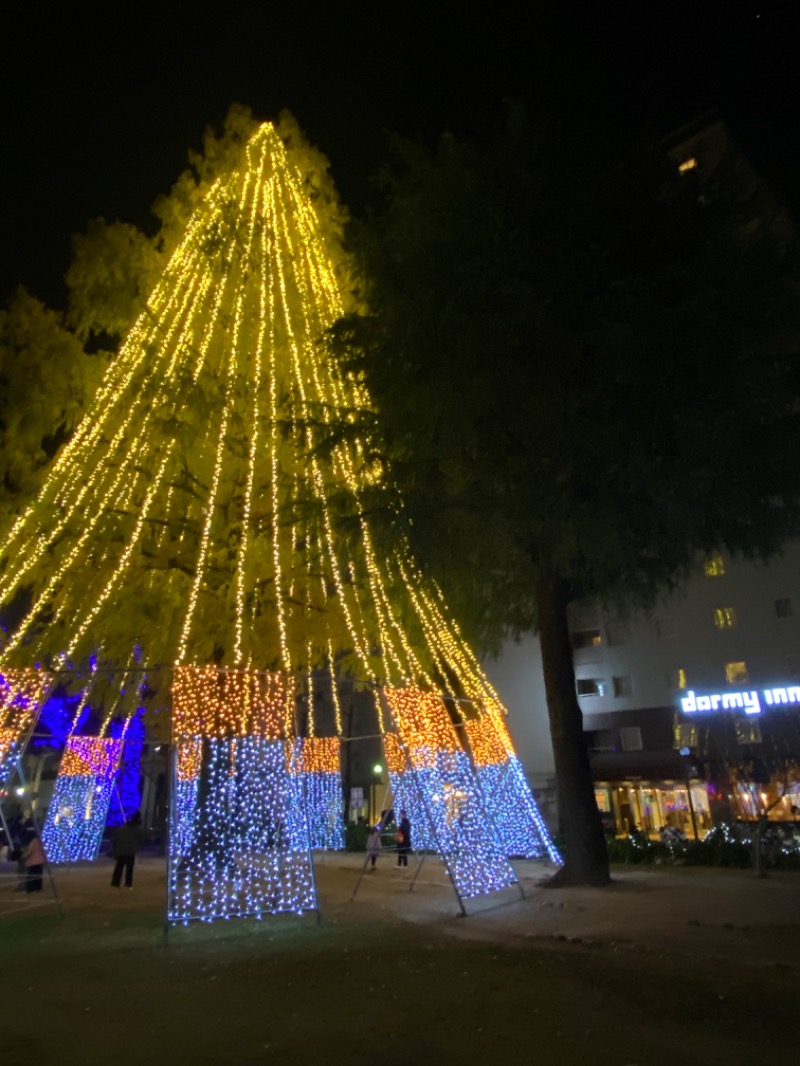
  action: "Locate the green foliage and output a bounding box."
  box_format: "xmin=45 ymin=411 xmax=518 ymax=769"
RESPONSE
xmin=331 ymin=107 xmax=800 ymax=651
xmin=605 ymin=830 xmax=800 ymax=870
xmin=65 ymin=220 xmax=164 ymax=343
xmin=345 ymin=821 xmax=370 ymax=851
xmin=0 ymin=288 xmax=103 ymax=513
xmin=1 ymin=105 xmax=277 ymax=530
xmin=0 ymin=107 xmax=382 ymax=712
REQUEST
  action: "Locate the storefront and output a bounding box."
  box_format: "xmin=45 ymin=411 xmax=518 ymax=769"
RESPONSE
xmin=586 ymin=693 xmax=800 ymax=839
xmin=594 ymin=779 xmax=712 ymax=840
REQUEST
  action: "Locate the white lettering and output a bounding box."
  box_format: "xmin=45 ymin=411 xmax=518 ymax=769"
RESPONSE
xmin=743 ymin=690 xmax=761 ymax=715
xmin=679 ymin=684 xmax=798 ymax=714
xmin=680 ymin=691 xmax=697 ymax=713
xmin=764 ymin=686 xmax=800 ymax=706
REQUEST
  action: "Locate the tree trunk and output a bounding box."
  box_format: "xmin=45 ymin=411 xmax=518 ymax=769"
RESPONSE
xmin=537 ymin=573 xmax=610 ymax=886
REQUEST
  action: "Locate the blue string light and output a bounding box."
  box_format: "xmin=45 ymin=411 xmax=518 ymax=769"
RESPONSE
xmin=107 ymin=707 xmax=146 ymax=826
xmin=168 ymin=736 xmax=317 ymax=923
xmin=474 ymin=756 xmax=562 ymax=863
xmin=41 ymin=737 xmax=123 ymax=862
xmin=385 ymin=769 xmax=437 ymax=850
xmin=0 ymin=670 xmax=52 ymax=788
xmin=301 ymin=770 xmax=344 ymax=850
xmin=403 ymin=748 xmax=517 ymax=899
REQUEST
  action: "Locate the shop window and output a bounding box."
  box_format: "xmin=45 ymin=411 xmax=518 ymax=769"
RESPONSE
xmin=594 ymin=789 xmax=612 ymax=813
xmin=775 ymin=597 xmax=793 ymax=619
xmin=613 ymin=674 xmax=633 ymax=697
xmin=666 ymin=666 xmax=688 ymax=690
xmin=656 ymin=617 xmax=676 ymax=639
xmin=735 ymin=719 xmax=762 ymax=745
xmin=619 ymin=726 xmax=643 ymax=752
xmin=571 ymin=629 xmax=602 ymax=650
xmin=576 ymin=677 xmax=605 ymax=698
xmin=725 ymin=661 xmax=749 ymax=684
xmin=674 ymin=722 xmax=698 ymax=750
xmin=713 ymin=606 xmax=737 ymax=630
xmin=703 ymin=554 xmax=725 ymax=577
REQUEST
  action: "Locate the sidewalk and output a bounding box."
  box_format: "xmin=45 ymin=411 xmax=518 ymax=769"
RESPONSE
xmin=11 ymin=851 xmax=799 ymax=970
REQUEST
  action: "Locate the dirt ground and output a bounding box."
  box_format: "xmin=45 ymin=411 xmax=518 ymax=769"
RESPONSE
xmin=1 ymin=853 xmax=798 ymax=1065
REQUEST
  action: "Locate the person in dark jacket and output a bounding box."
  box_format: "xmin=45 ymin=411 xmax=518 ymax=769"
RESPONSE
xmin=24 ymin=833 xmax=45 ymax=893
xmin=12 ymin=811 xmax=36 ymax=891
xmin=110 ymin=811 xmax=146 ymax=889
xmin=396 ymin=810 xmax=412 ymax=868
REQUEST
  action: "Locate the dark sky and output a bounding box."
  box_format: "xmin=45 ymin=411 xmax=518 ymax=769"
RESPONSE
xmin=3 ymin=2 xmax=798 ymax=308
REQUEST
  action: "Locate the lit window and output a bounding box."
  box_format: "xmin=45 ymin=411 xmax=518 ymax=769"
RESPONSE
xmin=666 ymin=667 xmax=688 ymax=690
xmin=674 ymin=723 xmax=698 ymax=749
xmin=775 ymin=597 xmax=793 ymax=619
xmin=678 ymin=157 xmax=698 ymax=173
xmin=703 ymin=554 xmax=725 ymax=577
xmin=613 ymin=675 xmax=633 ymax=697
xmin=576 ymin=678 xmax=605 ymax=697
xmin=619 ymin=727 xmax=643 ymax=752
xmin=571 ymin=629 xmax=602 ymax=650
xmin=725 ymin=661 xmax=749 ymax=684
xmin=713 ymin=607 xmax=737 ymax=630
xmin=735 ymin=719 xmax=762 ymax=745
xmin=656 ymin=618 xmax=676 ymax=639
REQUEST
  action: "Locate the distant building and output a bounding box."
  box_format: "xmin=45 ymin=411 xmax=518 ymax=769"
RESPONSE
xmin=487 ymin=543 xmax=800 ymax=839
xmin=486 ymin=114 xmax=800 ymax=838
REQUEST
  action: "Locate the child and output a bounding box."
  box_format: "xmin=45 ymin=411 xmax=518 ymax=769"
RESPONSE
xmin=366 ymin=824 xmax=382 ymax=870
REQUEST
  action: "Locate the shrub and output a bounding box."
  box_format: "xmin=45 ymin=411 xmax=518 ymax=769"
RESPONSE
xmin=345 ymin=822 xmax=370 ymax=852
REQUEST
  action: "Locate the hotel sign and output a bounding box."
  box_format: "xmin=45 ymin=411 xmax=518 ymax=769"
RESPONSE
xmin=680 ymin=685 xmax=800 ymax=716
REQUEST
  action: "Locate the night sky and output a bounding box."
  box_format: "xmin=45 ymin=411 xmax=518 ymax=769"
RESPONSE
xmin=3 ymin=3 xmax=799 ymax=309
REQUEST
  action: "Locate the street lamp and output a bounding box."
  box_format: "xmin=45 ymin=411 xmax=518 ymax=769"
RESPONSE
xmin=371 ymin=762 xmax=383 ymax=825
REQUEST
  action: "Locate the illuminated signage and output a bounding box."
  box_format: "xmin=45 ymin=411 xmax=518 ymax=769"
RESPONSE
xmin=680 ymin=685 xmax=800 ymax=716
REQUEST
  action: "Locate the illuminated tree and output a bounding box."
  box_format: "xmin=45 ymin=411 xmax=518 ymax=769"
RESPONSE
xmin=0 ymin=112 xmax=557 ymax=906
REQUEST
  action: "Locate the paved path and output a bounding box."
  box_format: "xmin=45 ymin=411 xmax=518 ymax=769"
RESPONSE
xmin=7 ymin=851 xmax=798 ymax=971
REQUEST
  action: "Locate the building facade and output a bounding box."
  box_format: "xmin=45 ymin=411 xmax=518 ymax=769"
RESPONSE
xmin=487 ymin=542 xmax=800 ymax=838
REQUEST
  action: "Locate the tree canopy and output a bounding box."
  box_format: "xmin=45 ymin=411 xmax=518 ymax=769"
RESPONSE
xmin=330 ymin=106 xmax=800 ymax=883
xmin=0 ymin=289 xmax=103 ymax=515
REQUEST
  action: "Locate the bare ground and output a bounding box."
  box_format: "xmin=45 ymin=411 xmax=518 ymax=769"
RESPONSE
xmin=1 ymin=853 xmax=798 ymax=1065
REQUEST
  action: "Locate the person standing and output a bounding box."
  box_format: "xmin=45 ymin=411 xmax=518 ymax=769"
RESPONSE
xmin=12 ymin=811 xmax=36 ymax=891
xmin=24 ymin=833 xmax=45 ymax=893
xmin=366 ymin=824 xmax=382 ymax=871
xmin=396 ymin=810 xmax=411 ymax=868
xmin=110 ymin=811 xmax=146 ymax=889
